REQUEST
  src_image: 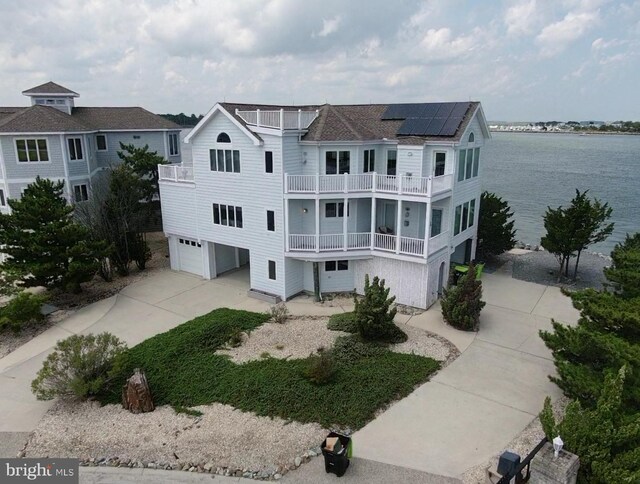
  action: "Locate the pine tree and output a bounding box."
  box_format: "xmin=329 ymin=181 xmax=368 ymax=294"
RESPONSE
xmin=441 ymin=262 xmax=486 ymax=331
xmin=354 ymin=275 xmax=406 ymax=343
xmin=539 ymin=367 xmax=640 ymax=483
xmin=477 ymin=191 xmax=516 ymax=260
xmin=604 ymin=233 xmax=640 ymax=299
xmin=0 ymin=177 xmax=108 ymax=293
xmin=117 ymin=142 xmax=167 ymax=202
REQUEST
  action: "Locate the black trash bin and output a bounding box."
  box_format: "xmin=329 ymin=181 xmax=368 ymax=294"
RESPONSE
xmin=321 ymin=432 xmax=351 ymax=477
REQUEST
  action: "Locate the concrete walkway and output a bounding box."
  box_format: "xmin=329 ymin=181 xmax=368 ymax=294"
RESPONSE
xmin=353 ymin=268 xmax=579 ymax=479
xmin=0 ymin=264 xmax=579 ymax=482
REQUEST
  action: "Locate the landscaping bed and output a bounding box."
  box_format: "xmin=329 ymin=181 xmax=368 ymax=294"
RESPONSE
xmin=26 ymin=307 xmax=446 ymax=477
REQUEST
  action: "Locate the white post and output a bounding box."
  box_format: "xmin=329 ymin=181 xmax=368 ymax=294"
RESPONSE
xmin=256 ymin=109 xmax=261 ymax=127
xmin=315 ymin=198 xmax=320 ymax=253
xmin=174 ymin=165 xmax=178 ymax=182
xmin=298 ymin=109 xmax=302 ymax=129
xmin=343 ymin=197 xmax=348 ymax=251
xmin=343 ymin=172 xmax=348 ymax=193
xmin=284 ymin=199 xmax=290 ymax=252
xmin=398 ymin=175 xmax=403 ymax=195
xmin=284 ymin=173 xmax=289 ymax=194
xmin=424 ymin=203 xmax=431 ymax=258
xmin=315 ymin=172 xmax=320 ymax=194
xmin=372 ymin=172 xmax=377 ymax=192
xmin=280 ymin=109 xmax=284 ymax=130
xmin=371 ymin=198 xmax=377 ymax=250
xmin=395 ymin=200 xmax=402 ymax=254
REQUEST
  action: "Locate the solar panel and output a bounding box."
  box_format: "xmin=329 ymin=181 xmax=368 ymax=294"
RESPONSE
xmin=381 ymin=104 xmax=409 ymax=120
xmin=439 ymin=116 xmax=463 ymax=136
xmin=398 ymin=118 xmax=431 ymax=136
xmin=450 ymin=102 xmax=470 ymax=118
xmin=435 ymin=103 xmax=456 ymax=118
xmin=420 ymin=103 xmax=441 ymax=118
xmin=424 ymin=117 xmax=447 ymax=136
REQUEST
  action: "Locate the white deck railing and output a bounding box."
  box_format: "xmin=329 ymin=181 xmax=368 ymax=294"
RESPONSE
xmin=373 ymin=233 xmax=397 ymax=252
xmin=428 ymin=231 xmax=450 ymax=254
xmin=236 ymin=109 xmax=319 ymax=130
xmin=399 ymin=236 xmax=425 ymax=255
xmin=158 ymin=164 xmax=194 ymax=182
xmin=285 ymin=173 xmax=453 ymax=196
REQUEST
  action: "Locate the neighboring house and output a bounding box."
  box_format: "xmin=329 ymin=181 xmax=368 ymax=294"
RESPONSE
xmin=0 ymin=81 xmax=182 ymax=213
xmin=159 ymin=101 xmax=489 ymax=309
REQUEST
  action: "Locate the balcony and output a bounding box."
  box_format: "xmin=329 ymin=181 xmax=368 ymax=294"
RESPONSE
xmin=285 ymin=172 xmax=452 ymax=197
xmin=158 ymin=164 xmax=194 ymax=183
xmin=287 ymin=231 xmax=450 ymax=258
xmin=235 ymin=108 xmax=319 ymax=130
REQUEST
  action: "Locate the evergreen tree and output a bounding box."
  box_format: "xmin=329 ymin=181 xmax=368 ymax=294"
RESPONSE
xmin=569 ymin=190 xmax=613 ymax=279
xmin=477 ymin=191 xmax=516 ymax=260
xmin=117 ymin=142 xmax=167 ymax=202
xmin=604 ymin=233 xmax=640 ymax=299
xmin=0 ymin=177 xmax=108 ymax=293
xmin=541 ymin=205 xmax=577 ymax=280
xmin=441 ymin=262 xmax=486 ymax=331
xmin=539 ymin=367 xmax=640 ymax=483
xmin=354 ymin=275 xmax=407 ymax=343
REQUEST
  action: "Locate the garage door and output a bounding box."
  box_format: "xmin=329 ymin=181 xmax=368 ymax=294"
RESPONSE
xmin=177 ymin=238 xmax=203 ymax=275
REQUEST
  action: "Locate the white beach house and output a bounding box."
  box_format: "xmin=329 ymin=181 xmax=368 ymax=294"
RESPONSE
xmin=159 ymin=101 xmax=489 ymax=309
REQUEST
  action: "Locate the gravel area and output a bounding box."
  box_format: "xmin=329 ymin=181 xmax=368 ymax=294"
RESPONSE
xmin=0 ymin=309 xmax=73 ymax=359
xmin=216 ymin=317 xmax=349 ymax=363
xmin=461 ymin=396 xmax=570 ymax=484
xmin=25 ymin=400 xmax=327 ymax=473
xmin=490 ymin=249 xmax=609 ymax=290
xmin=217 ymin=316 xmax=455 ymax=364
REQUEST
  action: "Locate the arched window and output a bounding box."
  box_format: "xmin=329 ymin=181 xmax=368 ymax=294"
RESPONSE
xmin=468 ymin=132 xmax=475 ymax=143
xmin=217 ymin=132 xmax=231 ymax=143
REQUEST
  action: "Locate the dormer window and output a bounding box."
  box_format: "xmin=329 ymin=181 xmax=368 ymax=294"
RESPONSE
xmin=217 ymin=132 xmax=231 ymax=143
xmin=468 ymin=132 xmax=475 ymax=143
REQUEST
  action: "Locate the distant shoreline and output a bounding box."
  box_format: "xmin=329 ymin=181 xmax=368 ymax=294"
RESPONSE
xmin=489 ymin=129 xmax=640 ymax=136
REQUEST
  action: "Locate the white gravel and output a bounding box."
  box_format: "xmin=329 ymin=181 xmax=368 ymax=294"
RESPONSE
xmin=391 ymin=323 xmax=453 ymax=362
xmin=25 ymin=400 xmax=327 ymax=472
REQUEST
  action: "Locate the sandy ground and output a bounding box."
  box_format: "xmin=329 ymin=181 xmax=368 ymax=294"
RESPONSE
xmin=0 ymin=233 xmax=169 ymax=359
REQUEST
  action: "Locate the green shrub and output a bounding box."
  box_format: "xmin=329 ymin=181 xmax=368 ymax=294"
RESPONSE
xmin=302 ymin=350 xmax=336 ymax=385
xmin=0 ymin=291 xmax=47 ymax=333
xmin=327 ymin=312 xmax=358 ymax=333
xmin=354 ymin=275 xmax=407 ymax=343
xmin=31 ymin=332 xmax=127 ymax=400
xmin=441 ymin=262 xmax=485 ymax=331
xmin=267 ymin=302 xmax=289 ymax=324
xmin=332 ymin=335 xmax=386 ymax=365
xmin=227 ymin=327 xmax=244 ymax=348
xmin=539 ymin=367 xmax=640 ymax=483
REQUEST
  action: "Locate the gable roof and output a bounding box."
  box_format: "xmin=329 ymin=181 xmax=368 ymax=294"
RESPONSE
xmin=22 ymin=81 xmax=79 ymax=97
xmin=215 ymin=101 xmax=481 ymax=145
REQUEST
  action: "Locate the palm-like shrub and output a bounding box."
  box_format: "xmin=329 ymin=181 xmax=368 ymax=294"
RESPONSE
xmin=441 ymin=262 xmax=485 ymax=331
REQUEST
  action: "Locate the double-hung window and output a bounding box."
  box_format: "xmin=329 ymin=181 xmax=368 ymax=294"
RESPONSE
xmin=209 ymin=149 xmax=240 ymax=173
xmin=169 ymin=133 xmax=180 ymax=156
xmin=96 ymin=134 xmax=107 ymax=151
xmin=386 ymin=149 xmax=397 ymax=175
xmin=16 ymin=139 xmax=49 ymax=162
xmin=212 ymin=203 xmax=243 ymax=228
xmin=364 ymin=149 xmax=375 ymax=172
xmin=434 ymin=152 xmax=446 ymax=177
xmin=73 ymin=184 xmax=89 ymax=202
xmin=325 ymin=151 xmax=350 ymax=174
xmin=68 ymin=138 xmax=83 ymax=161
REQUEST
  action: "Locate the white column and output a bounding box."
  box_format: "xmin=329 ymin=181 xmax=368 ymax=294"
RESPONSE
xmin=256 ymin=109 xmax=261 ymax=127
xmin=284 ymin=198 xmax=290 ymax=252
xmin=315 ymin=198 xmax=320 ymax=253
xmin=423 ymin=202 xmax=432 ymax=258
xmin=370 ymin=197 xmax=377 ymax=250
xmin=343 ymin=197 xmax=348 ymax=250
xmin=395 ymin=200 xmax=402 ymax=254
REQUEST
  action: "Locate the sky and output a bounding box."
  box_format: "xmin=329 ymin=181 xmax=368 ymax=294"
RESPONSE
xmin=0 ymin=0 xmax=638 ymax=121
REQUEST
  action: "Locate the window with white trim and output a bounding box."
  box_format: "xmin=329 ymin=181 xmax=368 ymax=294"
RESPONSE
xmin=325 ymin=260 xmax=349 ymax=271
xmin=73 ymin=184 xmax=89 ymax=202
xmin=0 ymin=189 xmax=5 ymax=206
xmin=325 ymin=202 xmax=349 ymax=218
xmin=364 ymin=149 xmax=375 ymax=172
xmin=212 ymin=203 xmax=243 ymax=228
xmin=268 ymin=260 xmax=276 ymax=280
xmin=434 ymin=152 xmax=446 ymax=177
xmin=326 ymin=151 xmax=350 ymax=174
xmin=16 ymin=139 xmax=49 ymax=162
xmin=209 ymin=149 xmax=240 ymax=173
xmin=267 ymin=210 xmax=275 ymax=231
xmin=265 ymin=151 xmax=273 ymax=173
xmin=96 ymin=134 xmax=107 ymax=151
xmin=453 ymin=198 xmax=476 ymax=235
xmin=457 ymin=148 xmax=479 ymax=182
xmin=68 ymin=137 xmax=84 ymax=161
xmin=169 ymin=133 xmax=180 ymax=156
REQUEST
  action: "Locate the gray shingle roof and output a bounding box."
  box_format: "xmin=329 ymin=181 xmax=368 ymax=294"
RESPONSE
xmin=22 ymin=81 xmax=79 ymax=96
xmin=220 ymin=101 xmax=479 ymax=144
xmin=0 ymin=106 xmax=180 ymax=133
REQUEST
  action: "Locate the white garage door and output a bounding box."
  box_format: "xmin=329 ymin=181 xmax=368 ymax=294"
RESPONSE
xmin=177 ymin=238 xmax=203 ymax=275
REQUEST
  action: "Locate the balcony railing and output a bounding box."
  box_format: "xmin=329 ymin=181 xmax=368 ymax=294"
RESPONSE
xmin=288 ymin=231 xmax=449 ymax=257
xmin=285 ymin=172 xmax=452 ymax=197
xmin=236 ymin=108 xmax=319 ymax=130
xmin=158 ymin=164 xmax=194 ymax=183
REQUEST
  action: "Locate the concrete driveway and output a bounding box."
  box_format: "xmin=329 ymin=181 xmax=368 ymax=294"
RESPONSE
xmin=352 ymin=269 xmax=579 ymax=479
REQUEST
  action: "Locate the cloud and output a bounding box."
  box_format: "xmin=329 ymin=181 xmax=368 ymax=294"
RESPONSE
xmin=504 ymin=0 xmax=539 ymax=35
xmin=316 ymin=16 xmax=342 ymax=37
xmin=536 ymin=10 xmax=600 ymax=56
